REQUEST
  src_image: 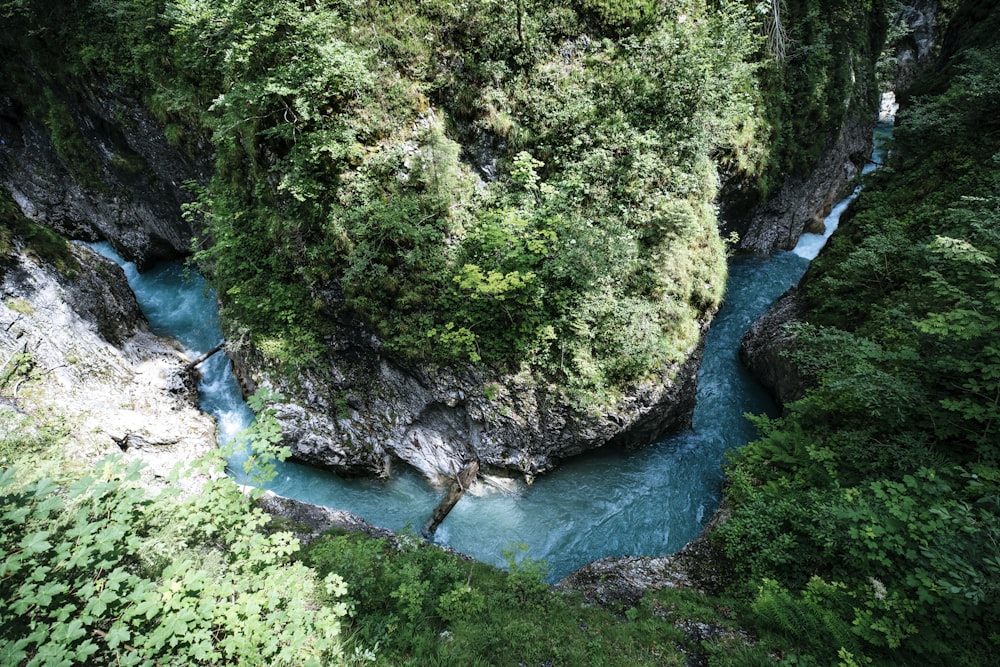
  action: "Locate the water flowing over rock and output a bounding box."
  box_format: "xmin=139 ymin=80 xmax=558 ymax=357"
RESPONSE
xmin=0 ymin=69 xmax=207 ymax=269
xmin=0 ymin=240 xmax=215 ymax=480
xmin=232 ymin=321 xmax=708 ymax=485
xmin=721 ymin=113 xmax=874 ymax=253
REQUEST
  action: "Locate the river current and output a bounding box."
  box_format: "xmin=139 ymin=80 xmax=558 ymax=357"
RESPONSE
xmin=88 ymin=122 xmax=890 ymax=581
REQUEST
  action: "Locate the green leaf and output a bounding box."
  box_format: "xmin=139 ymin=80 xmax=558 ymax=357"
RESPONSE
xmin=19 ymin=531 xmax=51 ymax=555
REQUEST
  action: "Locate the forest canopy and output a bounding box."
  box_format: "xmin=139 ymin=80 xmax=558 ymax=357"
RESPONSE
xmin=0 ymin=0 xmax=781 ymax=403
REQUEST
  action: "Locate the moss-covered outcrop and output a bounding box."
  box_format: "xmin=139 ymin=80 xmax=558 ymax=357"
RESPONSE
xmin=0 ymin=56 xmax=208 ymax=269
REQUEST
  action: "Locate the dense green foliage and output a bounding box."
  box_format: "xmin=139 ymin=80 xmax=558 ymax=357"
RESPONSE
xmin=755 ymin=0 xmax=887 ymax=194
xmin=716 ymin=2 xmax=1000 ymax=664
xmin=300 ymin=532 xmax=702 ymax=666
xmin=719 ymin=0 xmax=887 ymax=214
xmin=0 ymin=391 xmax=755 ymax=667
xmin=0 ymin=0 xmax=895 ymax=404
xmin=1 ymin=0 xmax=772 ymax=401
xmin=10 ymin=1 xmax=1000 ymax=665
xmin=172 ymin=0 xmax=761 ymax=399
xmin=0 ymin=450 xmax=352 ymax=665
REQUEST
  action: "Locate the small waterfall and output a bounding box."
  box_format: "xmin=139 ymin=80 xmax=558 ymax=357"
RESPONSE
xmin=793 ymin=98 xmax=894 ymax=260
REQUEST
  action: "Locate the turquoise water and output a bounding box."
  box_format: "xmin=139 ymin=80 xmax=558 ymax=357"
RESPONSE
xmin=86 ymin=121 xmax=890 ymax=580
xmin=88 ymin=241 xmax=801 ymax=580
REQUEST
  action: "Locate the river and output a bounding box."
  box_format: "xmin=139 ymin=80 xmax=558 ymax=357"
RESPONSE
xmin=88 ymin=121 xmax=891 ymax=581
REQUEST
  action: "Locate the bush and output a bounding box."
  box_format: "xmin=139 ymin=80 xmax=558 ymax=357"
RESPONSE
xmin=0 ymin=460 xmax=351 ymax=666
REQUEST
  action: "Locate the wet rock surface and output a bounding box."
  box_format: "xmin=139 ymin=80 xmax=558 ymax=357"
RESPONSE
xmin=254 ymin=491 xmax=398 ymax=544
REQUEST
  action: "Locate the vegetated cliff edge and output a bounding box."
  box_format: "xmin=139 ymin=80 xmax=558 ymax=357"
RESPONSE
xmin=0 ymin=53 xmax=714 ymax=486
xmin=0 ymin=61 xmax=209 ymax=270
xmin=713 ymin=1 xmax=1000 ymax=662
xmin=2 ymin=1 xmax=758 ymax=485
xmin=740 ymin=0 xmax=941 ymax=406
xmin=231 ymin=319 xmax=708 ymax=484
xmin=718 ymin=0 xmax=890 ymax=253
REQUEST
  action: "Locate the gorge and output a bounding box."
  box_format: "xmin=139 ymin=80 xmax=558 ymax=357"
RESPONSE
xmin=5 ymin=1 xmax=998 ymax=665
xmin=80 ymin=119 xmax=892 ymax=581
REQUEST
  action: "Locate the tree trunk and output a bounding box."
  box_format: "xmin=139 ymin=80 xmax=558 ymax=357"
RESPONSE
xmin=421 ymin=460 xmax=480 ymax=539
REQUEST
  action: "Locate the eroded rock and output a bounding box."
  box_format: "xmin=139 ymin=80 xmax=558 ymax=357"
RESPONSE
xmin=0 ymin=66 xmax=208 ymax=269
xmin=738 ymin=288 xmax=809 ymax=411
xmin=0 ymin=240 xmax=215 ymax=481
xmin=557 ymin=508 xmax=730 ymax=605
xmin=722 ymin=114 xmax=874 ymax=253
xmin=233 ymin=321 xmax=709 ymax=485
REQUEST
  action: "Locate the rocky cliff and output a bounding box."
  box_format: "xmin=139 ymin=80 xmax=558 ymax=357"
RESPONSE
xmin=739 ymin=0 xmax=940 ymax=405
xmin=0 ymin=61 xmax=713 ymax=487
xmin=0 ymin=63 xmax=207 ymax=269
xmin=892 ymin=0 xmax=940 ymax=91
xmin=0 ymin=234 xmax=215 ymax=482
xmin=234 ymin=321 xmax=708 ymax=485
xmin=738 ymin=288 xmax=810 ymax=411
xmin=723 ymin=113 xmax=875 ymax=253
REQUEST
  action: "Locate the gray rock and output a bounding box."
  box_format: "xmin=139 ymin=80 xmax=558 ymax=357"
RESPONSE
xmin=738 ymin=288 xmax=809 ymax=410
xmin=254 ymin=491 xmax=398 ymax=544
xmin=0 ymin=70 xmax=208 ymax=269
xmin=0 ymin=239 xmax=215 ymax=480
xmin=892 ymin=0 xmax=940 ymax=91
xmin=233 ymin=320 xmax=709 ymax=485
xmin=722 ymin=114 xmax=874 ymax=253
xmin=557 ymin=507 xmax=730 ymax=605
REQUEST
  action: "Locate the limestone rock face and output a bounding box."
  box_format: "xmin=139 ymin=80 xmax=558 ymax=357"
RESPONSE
xmin=738 ymin=288 xmax=809 ymax=411
xmin=721 ymin=113 xmax=874 ymax=253
xmin=233 ymin=322 xmax=708 ymax=485
xmin=0 ymin=77 xmax=207 ymax=269
xmin=0 ymin=241 xmax=215 ymax=479
xmin=893 ymin=0 xmax=940 ymax=91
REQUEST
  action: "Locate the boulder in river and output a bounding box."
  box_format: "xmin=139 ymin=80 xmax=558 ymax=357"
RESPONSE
xmin=738 ymin=287 xmax=810 ymax=411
